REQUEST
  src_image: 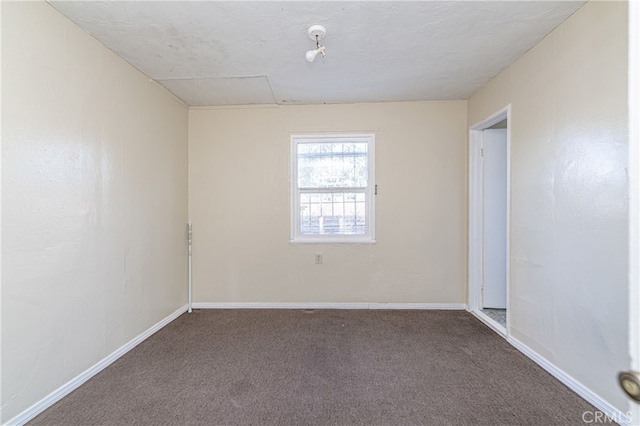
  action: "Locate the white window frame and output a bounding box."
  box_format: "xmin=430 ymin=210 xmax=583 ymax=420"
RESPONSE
xmin=290 ymin=133 xmax=376 ymax=244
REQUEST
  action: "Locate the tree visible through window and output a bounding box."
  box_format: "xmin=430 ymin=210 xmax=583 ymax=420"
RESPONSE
xmin=291 ymin=134 xmax=375 ymax=243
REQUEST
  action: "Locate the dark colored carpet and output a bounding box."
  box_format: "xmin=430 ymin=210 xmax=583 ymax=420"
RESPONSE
xmin=30 ymin=310 xmax=598 ymax=425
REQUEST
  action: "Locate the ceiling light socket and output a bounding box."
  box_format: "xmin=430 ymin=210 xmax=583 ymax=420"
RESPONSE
xmin=307 ymin=25 xmax=326 ymax=41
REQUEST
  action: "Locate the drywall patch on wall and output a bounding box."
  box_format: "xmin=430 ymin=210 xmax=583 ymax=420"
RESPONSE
xmin=159 ymin=76 xmax=276 ymax=106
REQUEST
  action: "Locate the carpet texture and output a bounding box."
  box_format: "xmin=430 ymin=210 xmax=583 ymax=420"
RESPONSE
xmin=30 ymin=310 xmax=598 ymax=425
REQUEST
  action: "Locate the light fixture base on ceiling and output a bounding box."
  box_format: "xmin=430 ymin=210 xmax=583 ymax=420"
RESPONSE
xmin=307 ymin=25 xmax=326 ymax=41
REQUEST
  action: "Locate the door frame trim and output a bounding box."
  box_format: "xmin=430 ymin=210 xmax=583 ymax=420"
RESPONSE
xmin=627 ymin=1 xmax=640 ymax=420
xmin=468 ymin=105 xmax=511 ymax=338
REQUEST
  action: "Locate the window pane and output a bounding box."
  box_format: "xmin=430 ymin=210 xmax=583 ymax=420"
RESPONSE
xmin=299 ymin=192 xmax=366 ymax=235
xmin=298 ymin=142 xmax=368 ymax=188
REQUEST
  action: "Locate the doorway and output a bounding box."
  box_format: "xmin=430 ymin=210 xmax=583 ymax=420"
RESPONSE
xmin=468 ymin=106 xmax=510 ymax=337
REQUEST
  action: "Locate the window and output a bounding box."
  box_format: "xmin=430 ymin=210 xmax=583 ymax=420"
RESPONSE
xmin=290 ymin=134 xmax=375 ymax=243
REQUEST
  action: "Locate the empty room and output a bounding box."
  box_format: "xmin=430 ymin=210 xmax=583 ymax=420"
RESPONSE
xmin=2 ymin=1 xmax=639 ymax=425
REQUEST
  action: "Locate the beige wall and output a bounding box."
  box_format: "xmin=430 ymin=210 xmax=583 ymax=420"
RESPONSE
xmin=189 ymin=101 xmax=467 ymax=304
xmin=1 ymin=2 xmax=189 ymax=422
xmin=468 ymin=1 xmax=629 ymax=412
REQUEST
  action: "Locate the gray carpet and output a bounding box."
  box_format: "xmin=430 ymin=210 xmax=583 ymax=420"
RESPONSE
xmin=30 ymin=310 xmax=598 ymax=425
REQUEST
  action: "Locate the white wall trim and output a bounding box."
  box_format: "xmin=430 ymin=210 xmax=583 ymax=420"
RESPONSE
xmin=628 ymin=1 xmax=640 ymax=424
xmin=191 ymin=302 xmax=466 ymax=310
xmin=4 ymin=305 xmax=188 ymax=426
xmin=508 ymin=336 xmax=631 ymax=426
xmin=367 ymin=303 xmax=466 ymax=310
xmin=193 ymin=302 xmax=368 ymax=310
xmin=467 ymin=128 xmax=484 ymax=314
xmin=467 ymin=105 xmax=512 ymax=339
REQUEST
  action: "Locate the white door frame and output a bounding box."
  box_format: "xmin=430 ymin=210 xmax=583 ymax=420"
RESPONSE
xmin=468 ymin=105 xmax=511 ymax=337
xmin=627 ymin=1 xmax=640 ymax=419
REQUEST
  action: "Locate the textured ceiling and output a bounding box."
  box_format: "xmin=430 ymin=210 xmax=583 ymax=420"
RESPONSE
xmin=49 ymin=1 xmax=586 ymax=106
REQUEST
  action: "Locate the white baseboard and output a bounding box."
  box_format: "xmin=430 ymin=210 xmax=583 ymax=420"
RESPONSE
xmin=368 ymin=303 xmax=466 ymax=310
xmin=191 ymin=302 xmax=466 ymax=310
xmin=192 ymin=302 xmax=368 ymax=309
xmin=5 ymin=305 xmax=188 ymax=426
xmin=508 ymin=337 xmax=632 ymax=426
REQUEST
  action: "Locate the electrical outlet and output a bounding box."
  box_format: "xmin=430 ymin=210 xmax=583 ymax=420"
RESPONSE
xmin=315 ymin=253 xmax=323 ymax=264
